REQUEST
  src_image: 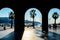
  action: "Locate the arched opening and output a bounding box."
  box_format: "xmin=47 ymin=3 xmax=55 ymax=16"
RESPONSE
xmin=0 ymin=7 xmax=15 ymax=39
xmin=48 ymin=8 xmax=60 ymax=39
xmin=22 ymin=8 xmax=43 ymax=40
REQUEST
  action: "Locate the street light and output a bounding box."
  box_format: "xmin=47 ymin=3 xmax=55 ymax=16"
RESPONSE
xmin=30 ymin=9 xmax=36 ymax=28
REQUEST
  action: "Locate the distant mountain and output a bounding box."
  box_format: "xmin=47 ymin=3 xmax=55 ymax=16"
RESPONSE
xmin=0 ymin=17 xmax=11 ymax=23
xmin=25 ymin=20 xmax=40 ymax=23
xmin=24 ymin=20 xmax=41 ymax=25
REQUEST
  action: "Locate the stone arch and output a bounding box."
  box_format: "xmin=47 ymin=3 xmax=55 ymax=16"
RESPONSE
xmin=48 ymin=8 xmax=60 ymax=34
xmin=0 ymin=7 xmax=15 ymax=30
xmin=24 ymin=8 xmax=42 ymax=28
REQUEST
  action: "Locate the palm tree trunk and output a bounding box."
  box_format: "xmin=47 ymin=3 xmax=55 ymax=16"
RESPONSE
xmin=11 ymin=19 xmax=12 ymax=28
xmin=55 ymin=19 xmax=57 ymax=29
xmin=33 ymin=17 xmax=35 ymax=28
xmin=55 ymin=19 xmax=56 ymax=25
xmin=4 ymin=25 xmax=6 ymax=30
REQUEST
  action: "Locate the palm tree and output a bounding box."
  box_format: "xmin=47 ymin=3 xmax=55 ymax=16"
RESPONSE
xmin=30 ymin=9 xmax=36 ymax=28
xmin=9 ymin=12 xmax=15 ymax=28
xmin=52 ymin=12 xmax=59 ymax=28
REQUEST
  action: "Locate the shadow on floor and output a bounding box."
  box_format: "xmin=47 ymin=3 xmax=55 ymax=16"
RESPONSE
xmin=0 ymin=32 xmax=14 ymax=40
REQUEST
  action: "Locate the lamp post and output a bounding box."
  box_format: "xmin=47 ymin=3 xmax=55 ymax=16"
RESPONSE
xmin=52 ymin=12 xmax=59 ymax=29
xmin=30 ymin=9 xmax=36 ymax=28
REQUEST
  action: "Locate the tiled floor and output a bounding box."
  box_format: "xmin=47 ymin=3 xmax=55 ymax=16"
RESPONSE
xmin=0 ymin=32 xmax=14 ymax=40
xmin=22 ymin=27 xmax=44 ymax=40
xmin=0 ymin=26 xmax=60 ymax=40
xmin=0 ymin=28 xmax=14 ymax=39
xmin=0 ymin=27 xmax=14 ymax=40
xmin=22 ymin=27 xmax=60 ymax=40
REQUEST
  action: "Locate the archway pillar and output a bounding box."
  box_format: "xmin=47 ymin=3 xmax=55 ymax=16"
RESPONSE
xmin=42 ymin=11 xmax=48 ymax=38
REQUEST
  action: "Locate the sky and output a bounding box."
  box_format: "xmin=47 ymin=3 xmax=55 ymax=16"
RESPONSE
xmin=0 ymin=7 xmax=14 ymax=17
xmin=0 ymin=8 xmax=60 ymax=24
xmin=25 ymin=8 xmax=60 ymax=24
xmin=25 ymin=8 xmax=42 ymax=23
xmin=48 ymin=8 xmax=60 ymax=24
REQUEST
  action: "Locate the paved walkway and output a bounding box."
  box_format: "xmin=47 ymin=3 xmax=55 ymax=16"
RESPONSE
xmin=48 ymin=26 xmax=60 ymax=34
xmin=22 ymin=27 xmax=44 ymax=40
xmin=0 ymin=26 xmax=60 ymax=40
xmin=0 ymin=27 xmax=14 ymax=39
xmin=0 ymin=32 xmax=14 ymax=40
xmin=22 ymin=27 xmax=60 ymax=40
